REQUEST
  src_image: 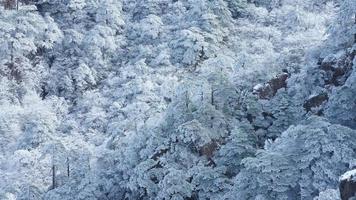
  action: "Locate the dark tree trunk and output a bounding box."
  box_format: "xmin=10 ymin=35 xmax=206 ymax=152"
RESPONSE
xmin=67 ymin=157 xmax=70 ymax=178
xmin=52 ymin=165 xmax=56 ymax=190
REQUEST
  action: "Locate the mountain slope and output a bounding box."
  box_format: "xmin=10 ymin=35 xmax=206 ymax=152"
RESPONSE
xmin=0 ymin=0 xmax=355 ymax=199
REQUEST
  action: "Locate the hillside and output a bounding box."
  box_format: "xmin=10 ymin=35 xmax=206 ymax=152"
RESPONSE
xmin=0 ymin=0 xmax=355 ymax=199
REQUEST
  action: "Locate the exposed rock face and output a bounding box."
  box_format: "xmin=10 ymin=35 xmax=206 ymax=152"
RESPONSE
xmin=253 ymin=72 xmax=289 ymax=99
xmin=340 ymin=169 xmax=356 ymax=200
xmin=319 ymin=49 xmax=355 ymax=87
xmin=199 ymin=141 xmax=218 ymax=159
xmin=303 ymin=93 xmax=328 ymax=113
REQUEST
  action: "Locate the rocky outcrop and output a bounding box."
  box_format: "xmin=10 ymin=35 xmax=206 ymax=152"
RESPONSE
xmin=199 ymin=141 xmax=218 ymax=159
xmin=340 ymin=169 xmax=356 ymax=200
xmin=3 ymin=0 xmax=17 ymax=9
xmin=319 ymin=48 xmax=355 ymax=87
xmin=303 ymin=93 xmax=328 ymax=113
xmin=253 ymin=72 xmax=289 ymax=99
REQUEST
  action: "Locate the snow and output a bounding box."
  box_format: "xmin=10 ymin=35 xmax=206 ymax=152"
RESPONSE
xmin=0 ymin=0 xmax=355 ymax=199
xmin=253 ymin=83 xmax=264 ymax=92
xmin=340 ymin=169 xmax=356 ymax=181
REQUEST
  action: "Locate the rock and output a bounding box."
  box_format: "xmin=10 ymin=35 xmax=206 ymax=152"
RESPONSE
xmin=303 ymin=93 xmax=329 ymax=113
xmin=340 ymin=169 xmax=356 ymax=200
xmin=253 ymin=73 xmax=289 ymax=99
xmin=199 ymin=141 xmax=218 ymax=159
xmin=319 ymin=49 xmax=354 ymax=86
xmin=3 ymin=0 xmax=17 ymax=9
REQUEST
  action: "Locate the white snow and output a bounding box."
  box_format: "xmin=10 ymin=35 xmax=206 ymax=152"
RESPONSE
xmin=253 ymin=84 xmax=264 ymax=92
xmin=340 ymin=169 xmax=356 ymax=181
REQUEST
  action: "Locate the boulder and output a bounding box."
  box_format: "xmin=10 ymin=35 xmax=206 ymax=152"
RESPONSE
xmin=340 ymin=169 xmax=356 ymax=200
xmin=303 ymin=93 xmax=328 ymax=113
xmin=253 ymin=72 xmax=289 ymax=99
xmin=319 ymin=49 xmax=354 ymax=87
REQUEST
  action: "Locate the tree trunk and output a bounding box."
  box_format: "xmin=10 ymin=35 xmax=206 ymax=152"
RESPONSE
xmin=52 ymin=165 xmax=56 ymax=189
xmin=67 ymin=157 xmax=70 ymax=178
xmin=354 ymin=13 xmax=356 ymax=44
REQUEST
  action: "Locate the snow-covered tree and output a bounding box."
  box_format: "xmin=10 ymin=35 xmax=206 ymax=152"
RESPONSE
xmin=228 ymin=117 xmax=356 ymax=200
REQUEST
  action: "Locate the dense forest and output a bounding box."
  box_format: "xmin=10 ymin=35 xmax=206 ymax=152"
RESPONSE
xmin=0 ymin=0 xmax=355 ymax=199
